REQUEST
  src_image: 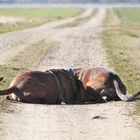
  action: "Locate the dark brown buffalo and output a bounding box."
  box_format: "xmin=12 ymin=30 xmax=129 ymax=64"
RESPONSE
xmin=74 ymin=67 xmax=140 ymax=102
xmin=0 ymin=69 xmax=85 ymax=104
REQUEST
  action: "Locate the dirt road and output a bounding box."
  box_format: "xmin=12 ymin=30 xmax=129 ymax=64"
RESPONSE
xmin=0 ymin=8 xmax=140 ymax=140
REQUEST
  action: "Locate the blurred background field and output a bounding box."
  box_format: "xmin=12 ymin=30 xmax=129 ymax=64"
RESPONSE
xmin=0 ymin=8 xmax=82 ymax=33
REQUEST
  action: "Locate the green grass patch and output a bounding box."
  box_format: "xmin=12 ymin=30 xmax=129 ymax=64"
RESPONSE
xmin=103 ymin=30 xmax=140 ymax=93
xmin=0 ymin=65 xmax=27 ymax=89
xmin=103 ymin=8 xmax=140 ymax=115
xmin=0 ymin=64 xmax=27 ymax=103
xmin=0 ymin=63 xmax=29 ymax=102
xmin=0 ymin=8 xmax=82 ymax=34
xmin=115 ymin=8 xmax=140 ymax=26
xmin=0 ymin=8 xmax=82 ymax=18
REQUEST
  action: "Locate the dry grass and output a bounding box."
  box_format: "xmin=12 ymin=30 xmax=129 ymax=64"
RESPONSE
xmin=7 ymin=40 xmax=51 ymax=70
xmin=57 ymin=9 xmax=98 ymax=28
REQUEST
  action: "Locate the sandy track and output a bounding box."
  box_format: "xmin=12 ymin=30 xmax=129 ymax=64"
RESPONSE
xmin=0 ymin=8 xmax=140 ymax=140
xmin=39 ymin=8 xmax=107 ymax=70
xmin=0 ymin=101 xmax=140 ymax=140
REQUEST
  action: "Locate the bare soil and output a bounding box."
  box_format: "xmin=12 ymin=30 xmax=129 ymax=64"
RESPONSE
xmin=0 ymin=8 xmax=140 ymax=140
